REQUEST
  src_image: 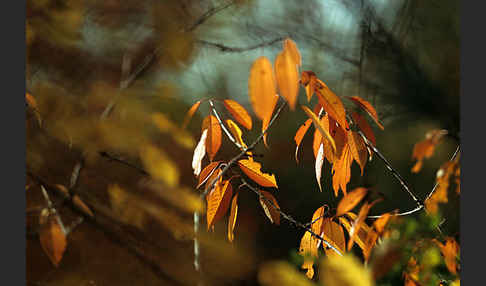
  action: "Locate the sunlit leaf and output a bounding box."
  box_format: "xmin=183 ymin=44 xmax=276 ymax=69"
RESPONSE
xmin=434 ymin=237 xmax=459 ymax=275
xmin=192 ymin=129 xmax=208 ymax=176
xmin=347 ymin=96 xmax=384 ymax=130
xmin=320 ymin=254 xmax=374 ymax=286
xmin=299 ymin=230 xmax=318 ymax=279
xmin=228 ymin=192 xmax=239 ymax=242
xmin=347 ymin=131 xmax=368 ymax=175
xmin=207 ymin=179 xmax=233 ymax=230
xmin=321 ymin=218 xmax=346 ymax=256
xmin=223 ymin=99 xmax=253 ymax=130
xmin=259 ymin=261 xmax=314 ymax=286
xmin=336 ymin=188 xmax=368 ymax=217
xmin=338 ymin=214 xmax=369 ymax=254
xmin=275 ymin=49 xmax=300 ymax=110
xmin=300 ymin=71 xmax=317 ymax=102
xmin=351 ymin=111 xmax=376 ymax=146
xmin=301 ymin=105 xmax=336 ymax=152
xmin=373 ymin=213 xmax=392 ymax=235
xmin=238 ymin=159 xmax=278 ymax=188
xmin=283 ymin=38 xmax=301 ymax=67
xmin=332 ymin=144 xmax=353 ymax=197
xmin=315 ymin=143 xmax=324 ymax=192
xmin=259 ymin=190 xmax=280 ymax=225
xmin=39 ymin=214 xmax=67 ymax=267
xmin=226 ymin=119 xmax=247 ymax=149
xmin=294 ymin=118 xmax=312 ymax=162
xmin=202 ymin=115 xmax=222 ymax=161
xmin=425 ymin=156 xmax=459 ymax=213
xmin=197 ymin=161 xmax=222 ymax=189
xmin=347 ymin=202 xmax=374 ymax=251
xmin=182 ymin=100 xmax=201 ymax=129
xmin=314 ymin=78 xmax=349 ymax=130
xmin=411 ymin=129 xmax=448 ymax=173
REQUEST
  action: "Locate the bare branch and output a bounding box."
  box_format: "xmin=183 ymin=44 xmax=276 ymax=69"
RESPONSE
xmin=196 ymin=37 xmax=285 ymax=53
xmin=185 ymin=1 xmax=236 ymax=32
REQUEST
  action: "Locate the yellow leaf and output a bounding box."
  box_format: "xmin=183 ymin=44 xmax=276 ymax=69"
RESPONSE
xmin=294 ymin=118 xmax=312 ymax=162
xmin=140 ymin=144 xmax=179 ymax=187
xmin=226 ymin=119 xmax=247 ymax=149
xmin=259 ymin=261 xmax=315 ymax=286
xmin=192 ymin=129 xmax=208 ymax=176
xmin=336 ymin=188 xmax=368 ymax=217
xmin=321 ymin=218 xmax=346 ymax=256
xmin=275 ymin=49 xmax=300 ymax=110
xmin=259 ymin=190 xmax=280 ymax=225
xmin=320 ymin=254 xmax=374 ymax=286
xmin=206 ymin=179 xmax=233 ymax=230
xmin=228 ymin=192 xmax=239 ymax=242
xmin=238 ymin=159 xmax=278 ymax=188
xmin=338 ymin=214 xmax=370 ymax=255
xmin=283 ymin=38 xmax=302 ymax=67
xmin=299 ymin=230 xmax=318 ymax=279
xmin=223 ymin=99 xmax=253 ymax=130
xmin=202 ymin=115 xmax=222 ymax=161
xmin=301 ymin=105 xmax=336 ymax=152
xmin=39 ymin=213 xmax=67 ymax=267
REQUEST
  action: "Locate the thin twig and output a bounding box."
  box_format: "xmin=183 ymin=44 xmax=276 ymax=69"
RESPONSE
xmin=197 ymin=37 xmax=285 ymax=53
xmin=185 ymin=1 xmax=235 ymax=32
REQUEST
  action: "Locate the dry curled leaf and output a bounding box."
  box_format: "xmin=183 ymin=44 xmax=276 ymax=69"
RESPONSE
xmin=182 ymin=100 xmax=201 ymax=128
xmin=294 ymin=118 xmax=312 ymax=162
xmin=336 ymin=188 xmax=368 ymax=217
xmin=228 ymin=192 xmax=239 ymax=242
xmin=223 ymin=99 xmax=252 ymax=130
xmin=347 ymin=96 xmax=384 ymax=130
xmin=202 ymin=115 xmax=222 ymax=161
xmin=259 ymin=190 xmax=280 ymax=225
xmin=238 ymin=159 xmax=278 ymax=188
xmin=39 ymin=214 xmax=67 ymax=267
xmin=206 ymin=179 xmax=233 ymax=230
xmin=192 ymin=129 xmax=208 ymax=176
xmin=275 ymin=49 xmax=300 ymax=110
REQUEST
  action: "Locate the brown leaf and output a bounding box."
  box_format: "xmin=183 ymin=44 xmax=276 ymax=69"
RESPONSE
xmin=300 ymin=71 xmax=317 ymax=102
xmin=275 ymin=49 xmax=300 ymax=110
xmin=248 ymin=56 xmax=278 ymax=147
xmin=351 ymin=111 xmax=376 ymax=146
xmin=347 ymin=130 xmax=368 ymax=175
xmin=202 ymin=115 xmax=222 ymax=161
xmin=238 ymin=159 xmax=278 ymax=188
xmin=228 ymin=192 xmax=239 ymax=242
xmin=283 ymin=38 xmax=301 ymax=67
xmin=259 ymin=190 xmax=280 ymax=225
xmin=182 ymin=100 xmax=201 ymax=128
xmin=72 ymin=195 xmax=94 ymax=218
xmin=301 ymin=105 xmax=336 ymax=151
xmin=197 ymin=161 xmax=222 ymax=189
xmin=226 ymin=119 xmax=247 ymax=149
xmin=314 ymin=78 xmax=349 ymax=130
xmin=347 ymin=96 xmax=384 ymax=130
xmin=336 ymin=187 xmax=368 ymax=217
xmin=294 ymin=118 xmax=312 ymax=162
xmin=39 ymin=214 xmax=67 ymax=267
xmin=206 ymin=179 xmax=233 ymax=229
xmin=223 ymin=99 xmax=253 ymax=130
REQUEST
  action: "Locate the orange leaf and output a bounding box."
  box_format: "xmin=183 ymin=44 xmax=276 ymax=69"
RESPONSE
xmin=182 ymin=100 xmax=201 ymax=129
xmin=321 ymin=218 xmax=346 ymax=256
xmin=338 ymin=213 xmax=370 ymax=254
xmin=223 ymin=99 xmax=253 ymax=130
xmin=206 ymin=179 xmax=233 ymax=229
xmin=294 ymin=118 xmax=312 ymax=162
xmin=228 ymin=192 xmax=239 ymax=242
xmin=275 ymin=49 xmax=300 ymax=110
xmin=315 ymin=143 xmax=324 ymax=192
xmin=373 ymin=213 xmax=392 ymax=235
xmin=336 ymin=187 xmax=368 ymax=217
xmin=39 ymin=214 xmax=67 ymax=267
xmin=434 ymin=237 xmax=459 ymax=275
xmin=300 ymin=71 xmax=318 ymax=102
xmin=259 ymin=190 xmax=280 ymax=225
xmin=411 ymin=129 xmax=448 ymax=173
xmin=197 ymin=161 xmax=222 ymax=189
xmin=299 ymin=230 xmax=317 ymax=278
xmin=283 ymin=38 xmax=301 ymax=67
xmin=347 ymin=96 xmax=384 ymax=130
xmin=248 ymin=57 xmax=278 ymax=147
xmin=314 ymin=79 xmax=349 ymax=130
xmin=351 ymin=111 xmax=376 ymax=146
xmin=310 ymin=206 xmax=327 ymax=236
xmin=313 ymin=129 xmax=322 ymax=159
xmin=332 ymin=144 xmax=353 ymax=197
xmin=347 ymin=202 xmax=374 ymax=251
xmin=301 ymin=105 xmax=336 ymax=152
xmin=347 ymin=131 xmax=368 ymax=175
xmin=26 ymin=92 xmax=38 ymax=109
xmin=202 ymin=115 xmax=222 ymax=161
xmin=238 ymin=159 xmax=278 ymax=188
xmin=72 ymin=195 xmax=94 ymax=218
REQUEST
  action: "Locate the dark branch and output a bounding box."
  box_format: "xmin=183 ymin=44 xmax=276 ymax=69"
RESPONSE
xmin=196 ymin=37 xmax=285 ymax=53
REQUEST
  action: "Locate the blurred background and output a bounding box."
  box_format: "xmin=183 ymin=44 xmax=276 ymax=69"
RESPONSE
xmin=26 ymin=0 xmax=459 ymax=285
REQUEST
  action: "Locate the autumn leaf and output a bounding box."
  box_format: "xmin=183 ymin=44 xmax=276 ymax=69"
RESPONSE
xmin=301 ymin=105 xmax=336 ymax=152
xmin=140 ymin=144 xmax=179 ymax=187
xmin=434 ymin=237 xmax=459 ymax=275
xmin=320 ymin=254 xmax=374 ymax=286
xmin=321 ymin=218 xmax=346 ymax=256
xmin=294 ymin=118 xmax=312 ymax=162
xmin=332 ymin=144 xmax=353 ymax=197
xmin=347 ymin=131 xmax=368 ymax=175
xmin=315 ymin=143 xmax=324 ymax=192
xmin=336 ymin=188 xmax=368 ymax=217
xmin=192 ymin=129 xmax=208 ymax=176
xmin=283 ymin=38 xmax=301 ymax=67
xmin=310 ymin=206 xmax=326 ymax=236
xmin=275 ymin=49 xmax=300 ymax=110
xmin=226 ymin=119 xmax=247 ymax=149
xmin=39 ymin=213 xmax=67 ymax=267
xmin=26 ymin=92 xmax=42 ymax=126
xmin=72 ymin=195 xmax=94 ymax=218
xmin=347 ymin=202 xmax=374 ymax=251
xmin=338 ymin=214 xmax=370 ymax=255
xmin=228 ymin=192 xmax=239 ymax=242
xmin=347 ymin=96 xmax=384 ymax=130
xmin=300 ymin=71 xmax=317 ymax=102
xmin=238 ymin=159 xmax=278 ymax=188
xmin=248 ymin=56 xmax=278 ymax=147
xmin=299 ymin=230 xmax=318 ymax=279
xmin=314 ymin=78 xmax=349 ymax=130
xmin=351 ymin=111 xmax=376 ymax=146
xmin=223 ymin=99 xmax=252 ymax=130
xmin=411 ymin=129 xmax=448 ymax=173
xmin=373 ymin=213 xmax=392 ymax=235
xmin=202 ymin=115 xmax=222 ymax=161
xmin=182 ymin=100 xmax=201 ymax=129
xmin=197 ymin=161 xmax=222 ymax=189
xmin=259 ymin=190 xmax=280 ymax=225
xmin=425 ymin=155 xmax=459 ymax=214
xmin=259 ymin=261 xmax=314 ymax=286
xmin=206 ymin=179 xmax=233 ymax=230
xmin=313 ymin=129 xmax=322 ymax=159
